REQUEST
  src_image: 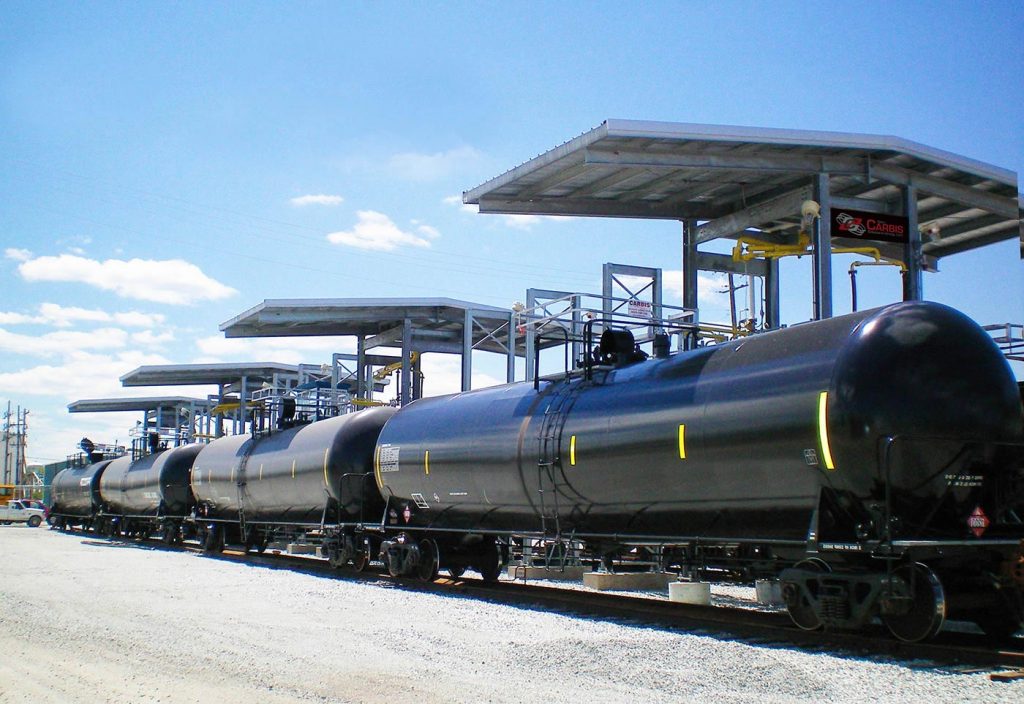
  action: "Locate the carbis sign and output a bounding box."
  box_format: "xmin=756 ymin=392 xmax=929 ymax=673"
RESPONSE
xmin=831 ymin=208 xmax=909 ymax=244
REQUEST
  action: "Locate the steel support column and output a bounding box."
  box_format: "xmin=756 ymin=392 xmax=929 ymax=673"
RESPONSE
xmin=356 ymin=336 xmax=367 ymax=400
xmin=682 ymin=220 xmax=698 ymax=311
xmin=400 ymin=319 xmax=413 ymax=405
xmin=461 ymin=309 xmax=473 ymax=392
xmin=903 ymin=185 xmax=923 ymax=300
xmin=240 ymin=375 xmax=248 ymax=434
xmin=812 ymin=173 xmax=833 ymax=320
xmin=506 ymin=312 xmax=516 ymax=383
xmin=765 ymin=258 xmax=781 ymax=329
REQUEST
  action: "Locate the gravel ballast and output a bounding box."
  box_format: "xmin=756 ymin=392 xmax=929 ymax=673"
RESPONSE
xmin=1 ymin=527 xmax=1021 ymax=703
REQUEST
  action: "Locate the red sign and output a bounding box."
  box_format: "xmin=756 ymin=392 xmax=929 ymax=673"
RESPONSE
xmin=967 ymin=506 xmax=990 ymax=537
xmin=832 ymin=208 xmax=909 ymax=244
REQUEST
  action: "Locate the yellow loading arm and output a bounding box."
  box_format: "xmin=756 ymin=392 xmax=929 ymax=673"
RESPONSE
xmin=373 ymin=351 xmax=420 ymax=381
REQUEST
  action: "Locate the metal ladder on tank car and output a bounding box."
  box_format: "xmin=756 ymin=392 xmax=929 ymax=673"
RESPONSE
xmin=536 ymin=380 xmax=585 ymax=542
xmin=235 ymin=440 xmax=255 ymax=541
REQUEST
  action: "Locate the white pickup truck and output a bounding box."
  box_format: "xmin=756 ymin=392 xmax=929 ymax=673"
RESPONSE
xmin=0 ymin=500 xmax=45 ymax=527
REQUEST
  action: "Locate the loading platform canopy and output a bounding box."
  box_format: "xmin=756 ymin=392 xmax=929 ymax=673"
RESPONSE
xmin=120 ymin=362 xmax=300 ymax=388
xmin=220 ymin=298 xmax=516 ymax=356
xmin=464 ymin=119 xmax=1022 ymax=260
xmin=68 ymin=397 xmax=213 ymax=414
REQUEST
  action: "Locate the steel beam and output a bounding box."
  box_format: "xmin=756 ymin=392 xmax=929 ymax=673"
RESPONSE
xmin=830 ymin=195 xmax=904 ymax=214
xmin=694 ymin=251 xmax=769 ymax=278
xmin=478 ymin=195 xmax=717 ymax=220
xmin=870 ymin=164 xmax=1018 ymax=219
xmin=584 ymin=148 xmax=867 ymax=176
xmin=695 ymin=186 xmax=813 ymax=243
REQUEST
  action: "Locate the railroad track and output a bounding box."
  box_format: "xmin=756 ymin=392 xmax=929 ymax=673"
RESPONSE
xmin=76 ymin=531 xmax=1024 ymax=678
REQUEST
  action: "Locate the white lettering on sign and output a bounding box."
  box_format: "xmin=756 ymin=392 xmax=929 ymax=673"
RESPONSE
xmin=379 ymin=444 xmax=400 ymax=473
xmin=628 ymin=299 xmax=653 ymax=319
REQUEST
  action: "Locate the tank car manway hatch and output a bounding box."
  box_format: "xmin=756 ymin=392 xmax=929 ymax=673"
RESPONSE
xmin=219 ymin=298 xmax=521 ymax=405
xmin=464 ymin=119 xmax=1023 ymax=325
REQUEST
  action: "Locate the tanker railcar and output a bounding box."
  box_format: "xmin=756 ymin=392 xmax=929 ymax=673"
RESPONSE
xmin=94 ymin=443 xmax=204 ymax=544
xmin=189 ymin=406 xmax=396 ymax=558
xmin=372 ymin=301 xmax=1024 ymax=641
xmin=49 ymin=458 xmax=117 ymax=531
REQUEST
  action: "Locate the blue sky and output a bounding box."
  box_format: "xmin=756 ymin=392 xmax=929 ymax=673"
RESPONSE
xmin=2 ymin=1 xmax=1022 ymax=464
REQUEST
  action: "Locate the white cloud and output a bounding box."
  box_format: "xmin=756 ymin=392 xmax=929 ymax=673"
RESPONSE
xmin=661 ymin=269 xmax=740 ymax=323
xmin=5 ymin=248 xmax=32 ymax=262
xmin=500 ymin=214 xmax=543 ymax=230
xmin=389 ymin=146 xmax=482 ymax=182
xmin=0 ymin=303 xmax=166 ymax=329
xmin=0 ymin=311 xmax=40 ymax=325
xmin=326 ymin=211 xmax=437 ymax=251
xmin=0 ymin=349 xmax=171 ymax=398
xmin=193 ymin=334 xmax=355 ymax=366
xmin=442 ymin=195 xmax=477 ymax=215
xmin=414 ymin=223 xmax=440 ymax=239
xmin=0 ymin=327 xmax=130 ymax=356
xmin=290 ymin=194 xmax=344 ymax=207
xmin=418 ymin=355 xmax=505 ymax=399
xmin=131 ymin=329 xmax=175 ymax=346
xmin=26 ymin=409 xmax=142 ymax=464
xmin=16 ymin=253 xmax=237 ymax=305
xmin=442 ymin=195 xmax=569 ymax=230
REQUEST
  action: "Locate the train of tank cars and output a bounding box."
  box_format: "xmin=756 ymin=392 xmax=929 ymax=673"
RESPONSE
xmin=48 ymin=301 xmax=1024 ymax=643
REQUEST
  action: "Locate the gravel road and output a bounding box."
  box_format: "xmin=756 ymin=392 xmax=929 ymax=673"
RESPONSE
xmin=1 ymin=527 xmax=1021 ymax=703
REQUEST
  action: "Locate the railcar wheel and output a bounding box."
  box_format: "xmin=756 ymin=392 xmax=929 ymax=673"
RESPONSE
xmin=161 ymin=523 xmax=177 ymax=545
xmin=417 ymin=539 xmax=440 ymax=582
xmin=353 ymin=538 xmax=372 ymax=571
xmin=785 ymin=558 xmax=831 ymax=631
xmin=328 ymin=547 xmax=347 ymax=569
xmin=201 ymin=525 xmax=224 ymax=554
xmin=881 ymin=563 xmax=946 ymax=642
xmin=474 ymin=539 xmax=502 ymax=583
xmin=28 ymin=516 xmax=42 ymax=527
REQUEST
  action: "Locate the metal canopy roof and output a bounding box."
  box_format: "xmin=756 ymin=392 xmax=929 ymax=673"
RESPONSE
xmin=68 ymin=397 xmax=212 ymax=414
xmin=220 ymin=297 xmax=515 ymax=355
xmin=120 ymin=362 xmax=300 ymax=388
xmin=464 ymin=119 xmax=1022 ymax=259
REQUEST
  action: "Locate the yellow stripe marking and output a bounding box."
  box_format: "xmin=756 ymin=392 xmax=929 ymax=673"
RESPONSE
xmin=291 ymin=459 xmax=296 ymax=479
xmin=424 ymin=450 xmax=430 ymax=475
xmin=259 ymin=464 xmax=263 ymax=481
xmin=323 ymin=448 xmax=330 ymax=488
xmin=569 ymin=435 xmax=576 ymax=466
xmin=818 ymin=391 xmax=836 ymax=470
xmin=373 ymin=445 xmax=383 ymax=491
xmin=678 ymin=424 xmax=686 ymax=459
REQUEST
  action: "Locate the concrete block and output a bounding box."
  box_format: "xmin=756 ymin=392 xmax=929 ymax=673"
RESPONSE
xmin=669 ymin=581 xmax=711 ymax=605
xmin=507 ymin=565 xmax=587 ymax=581
xmin=584 ymin=572 xmax=673 ymax=591
xmin=755 ymin=579 xmax=784 ymax=605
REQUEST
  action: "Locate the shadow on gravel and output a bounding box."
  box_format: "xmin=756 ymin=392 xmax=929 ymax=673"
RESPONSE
xmin=59 ymin=531 xmax=1023 ymax=675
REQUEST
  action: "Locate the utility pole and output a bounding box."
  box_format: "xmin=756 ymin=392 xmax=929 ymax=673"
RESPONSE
xmin=2 ymin=401 xmax=10 ymax=485
xmin=14 ymin=405 xmax=21 ymax=486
